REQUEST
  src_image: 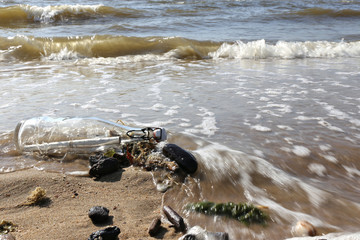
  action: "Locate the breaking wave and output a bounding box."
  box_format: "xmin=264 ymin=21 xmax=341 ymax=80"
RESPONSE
xmin=1 ymin=35 xmax=360 ymax=61
xmin=0 ymin=4 xmax=143 ymax=27
xmin=210 ymin=39 xmax=360 ymax=59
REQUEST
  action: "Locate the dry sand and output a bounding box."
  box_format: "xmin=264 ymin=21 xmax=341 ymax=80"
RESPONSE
xmin=0 ymin=167 xmax=183 ymax=240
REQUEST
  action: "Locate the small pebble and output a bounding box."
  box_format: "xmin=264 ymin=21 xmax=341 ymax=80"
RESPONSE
xmin=88 ymin=206 xmax=110 ymax=224
xmin=292 ymin=220 xmax=317 ymax=237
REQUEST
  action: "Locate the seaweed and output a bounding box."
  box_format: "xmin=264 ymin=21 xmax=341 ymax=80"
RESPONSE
xmin=25 ymin=187 xmax=48 ymax=205
xmin=186 ymin=201 xmax=267 ymax=225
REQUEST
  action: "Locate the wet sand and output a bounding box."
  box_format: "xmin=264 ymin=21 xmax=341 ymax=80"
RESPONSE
xmin=0 ymin=167 xmax=182 ymax=240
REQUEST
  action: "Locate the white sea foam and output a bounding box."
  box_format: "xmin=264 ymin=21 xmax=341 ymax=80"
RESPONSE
xmin=251 ymin=124 xmax=272 ymax=132
xmin=209 ymin=40 xmax=360 ymax=59
xmin=292 ymin=145 xmax=311 ymax=157
xmin=277 ymin=125 xmax=294 ymax=131
xmin=318 ymin=120 xmax=344 ymax=132
xmin=149 ymin=103 xmax=166 ymax=111
xmin=45 ymin=48 xmax=81 ymax=60
xmin=164 ymin=109 xmax=178 ymax=116
xmin=308 ymin=163 xmax=327 ymax=177
xmin=96 ymin=108 xmax=120 ymax=113
xmin=320 ymin=154 xmax=338 ymax=163
xmin=319 ymin=144 xmax=332 ymax=151
xmin=344 ymin=166 xmax=360 ymax=178
xmin=186 ymin=108 xmax=218 ymax=136
xmin=21 ymin=4 xmax=103 ymax=24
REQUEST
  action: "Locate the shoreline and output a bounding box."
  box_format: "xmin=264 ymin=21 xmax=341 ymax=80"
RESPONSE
xmin=0 ymin=167 xmax=183 ymax=240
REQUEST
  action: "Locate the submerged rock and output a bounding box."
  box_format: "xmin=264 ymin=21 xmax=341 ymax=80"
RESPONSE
xmin=88 ymin=206 xmax=110 ymax=224
xmin=89 ymin=157 xmax=120 ymax=178
xmin=88 ymin=226 xmax=120 ymax=240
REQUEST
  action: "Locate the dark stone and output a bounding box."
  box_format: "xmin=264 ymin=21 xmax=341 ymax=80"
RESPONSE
xmin=162 ymin=144 xmax=198 ymax=174
xmin=183 ymin=234 xmax=196 ymax=240
xmin=163 ymin=205 xmax=186 ymax=232
xmin=148 ymin=217 xmax=161 ymax=236
xmin=113 ymin=153 xmax=130 ymax=168
xmin=89 ymin=157 xmax=119 ymax=178
xmin=88 ymin=226 xmax=120 ymax=240
xmin=89 ymin=153 xmax=103 ymax=167
xmin=88 ymin=206 xmax=110 ymax=224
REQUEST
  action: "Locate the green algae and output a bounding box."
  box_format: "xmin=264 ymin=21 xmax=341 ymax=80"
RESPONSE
xmin=186 ymin=201 xmax=267 ymax=225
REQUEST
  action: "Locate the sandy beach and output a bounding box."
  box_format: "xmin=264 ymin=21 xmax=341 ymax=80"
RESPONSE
xmin=0 ymin=167 xmax=183 ymax=240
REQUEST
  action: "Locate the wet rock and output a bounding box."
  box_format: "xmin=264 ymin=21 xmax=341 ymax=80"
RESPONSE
xmin=89 ymin=157 xmax=119 ymax=178
xmin=292 ymin=220 xmax=317 ymax=237
xmin=88 ymin=226 xmax=120 ymax=240
xmin=162 ymin=144 xmax=198 ymax=174
xmin=88 ymin=206 xmax=110 ymax=224
xmin=148 ymin=217 xmax=162 ymax=237
xmin=180 ymin=226 xmax=229 ymax=240
xmin=163 ymin=205 xmax=186 ymax=232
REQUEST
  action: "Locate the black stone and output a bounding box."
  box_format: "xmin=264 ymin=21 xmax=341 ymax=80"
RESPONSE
xmin=162 ymin=144 xmax=198 ymax=174
xmin=113 ymin=153 xmax=130 ymax=168
xmin=88 ymin=226 xmax=120 ymax=240
xmin=88 ymin=206 xmax=110 ymax=224
xmin=89 ymin=157 xmax=119 ymax=178
xmin=148 ymin=217 xmax=161 ymax=237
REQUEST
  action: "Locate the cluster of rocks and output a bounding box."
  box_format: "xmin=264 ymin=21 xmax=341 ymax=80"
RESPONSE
xmin=148 ymin=205 xmax=229 ymax=240
xmin=88 ymin=143 xmax=198 ymax=179
xmin=86 ymin=204 xmax=231 ymax=240
xmin=87 ymin=206 xmax=120 ymax=240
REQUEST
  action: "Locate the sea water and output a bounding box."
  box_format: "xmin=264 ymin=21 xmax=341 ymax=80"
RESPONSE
xmin=0 ymin=0 xmax=360 ymax=239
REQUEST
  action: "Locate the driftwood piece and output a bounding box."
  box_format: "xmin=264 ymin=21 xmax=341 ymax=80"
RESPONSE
xmin=163 ymin=205 xmax=186 ymax=232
